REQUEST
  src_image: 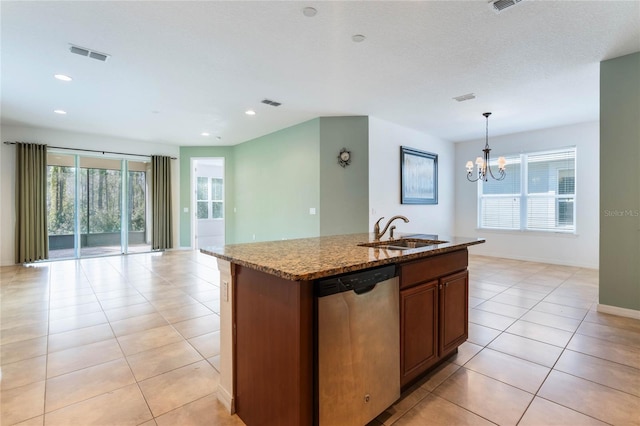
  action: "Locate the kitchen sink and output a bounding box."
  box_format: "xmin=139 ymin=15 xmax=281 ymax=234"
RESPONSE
xmin=358 ymin=238 xmax=448 ymax=250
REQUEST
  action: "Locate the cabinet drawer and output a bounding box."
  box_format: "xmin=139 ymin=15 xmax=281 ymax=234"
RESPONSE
xmin=400 ymin=249 xmax=468 ymax=289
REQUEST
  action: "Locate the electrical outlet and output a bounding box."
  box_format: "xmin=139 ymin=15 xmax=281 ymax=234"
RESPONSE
xmin=309 ymin=208 xmax=316 ymax=215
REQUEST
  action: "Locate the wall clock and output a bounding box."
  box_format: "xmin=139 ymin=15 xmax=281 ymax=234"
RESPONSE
xmin=338 ymin=148 xmax=351 ymax=167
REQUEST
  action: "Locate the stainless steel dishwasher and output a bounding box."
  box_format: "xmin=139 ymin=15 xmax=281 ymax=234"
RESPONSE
xmin=316 ymin=265 xmax=400 ymax=426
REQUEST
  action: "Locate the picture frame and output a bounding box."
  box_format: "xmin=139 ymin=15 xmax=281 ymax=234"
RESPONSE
xmin=400 ymin=146 xmax=438 ymax=204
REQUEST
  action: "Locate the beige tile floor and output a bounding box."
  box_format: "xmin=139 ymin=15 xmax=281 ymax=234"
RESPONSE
xmin=1 ymin=252 xmax=639 ymax=425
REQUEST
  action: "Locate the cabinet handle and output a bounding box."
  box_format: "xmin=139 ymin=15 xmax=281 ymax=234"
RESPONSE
xmin=445 ymin=282 xmax=449 ymax=287
xmin=439 ymin=284 xmax=443 ymax=290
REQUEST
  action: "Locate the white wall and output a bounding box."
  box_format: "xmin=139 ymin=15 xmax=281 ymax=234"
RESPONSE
xmin=455 ymin=121 xmax=599 ymax=268
xmin=0 ymin=124 xmax=180 ymax=265
xmin=369 ymin=117 xmax=455 ymax=237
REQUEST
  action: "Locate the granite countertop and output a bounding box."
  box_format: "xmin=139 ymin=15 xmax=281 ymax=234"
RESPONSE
xmin=201 ymin=233 xmax=485 ymax=281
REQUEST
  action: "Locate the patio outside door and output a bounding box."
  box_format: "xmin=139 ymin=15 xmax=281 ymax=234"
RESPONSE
xmin=47 ymin=153 xmax=151 ymax=259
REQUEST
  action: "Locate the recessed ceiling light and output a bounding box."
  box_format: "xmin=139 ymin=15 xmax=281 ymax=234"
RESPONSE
xmin=245 ymin=110 xmax=256 ymax=116
xmin=302 ymin=7 xmax=317 ymax=17
xmin=54 ymin=74 xmax=72 ymax=82
xmin=201 ymin=132 xmax=210 ymax=137
xmin=352 ymin=34 xmax=366 ymax=43
xmin=54 ymin=109 xmax=67 ymax=115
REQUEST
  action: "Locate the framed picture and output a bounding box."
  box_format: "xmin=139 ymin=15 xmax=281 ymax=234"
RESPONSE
xmin=401 ymin=146 xmax=438 ymax=204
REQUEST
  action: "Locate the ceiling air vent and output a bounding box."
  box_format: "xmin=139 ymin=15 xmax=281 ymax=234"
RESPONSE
xmin=453 ymin=93 xmax=476 ymax=102
xmin=261 ymin=99 xmax=282 ymax=107
xmin=70 ymin=46 xmax=89 ymax=56
xmin=69 ymin=44 xmax=110 ymax=62
xmin=89 ymin=52 xmax=109 ymax=62
xmin=489 ymin=0 xmax=523 ymax=14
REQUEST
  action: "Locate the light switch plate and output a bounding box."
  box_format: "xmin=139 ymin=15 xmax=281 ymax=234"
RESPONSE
xmin=309 ymin=208 xmax=316 ymax=215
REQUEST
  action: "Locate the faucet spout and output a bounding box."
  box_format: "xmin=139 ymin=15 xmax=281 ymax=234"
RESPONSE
xmin=374 ymin=215 xmax=409 ymax=240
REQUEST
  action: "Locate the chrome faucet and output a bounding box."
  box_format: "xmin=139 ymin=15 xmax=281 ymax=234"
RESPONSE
xmin=374 ymin=215 xmax=410 ymax=240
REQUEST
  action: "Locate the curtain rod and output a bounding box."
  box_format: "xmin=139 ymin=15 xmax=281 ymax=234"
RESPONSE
xmin=3 ymin=141 xmax=177 ymax=160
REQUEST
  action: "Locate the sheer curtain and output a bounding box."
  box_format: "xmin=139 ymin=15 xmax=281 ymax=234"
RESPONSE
xmin=151 ymin=155 xmax=173 ymax=250
xmin=15 ymin=142 xmax=48 ymax=263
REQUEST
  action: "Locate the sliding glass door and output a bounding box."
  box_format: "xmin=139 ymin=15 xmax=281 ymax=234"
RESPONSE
xmin=79 ymin=157 xmax=122 ymax=257
xmin=47 ymin=153 xmax=151 ymax=259
xmin=127 ymin=162 xmax=150 ymax=254
xmin=47 ymin=153 xmax=77 ymax=259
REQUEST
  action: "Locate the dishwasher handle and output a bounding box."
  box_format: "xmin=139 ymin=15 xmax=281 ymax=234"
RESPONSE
xmin=316 ymin=265 xmax=396 ymax=297
xmin=351 ymin=281 xmax=377 ymax=295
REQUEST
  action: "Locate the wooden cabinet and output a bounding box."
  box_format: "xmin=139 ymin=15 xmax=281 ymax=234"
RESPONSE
xmin=399 ymin=250 xmax=469 ymax=388
xmin=400 ymin=280 xmax=438 ymax=386
xmin=439 ymin=270 xmax=469 ymax=355
xmin=234 ymin=266 xmax=313 ymax=426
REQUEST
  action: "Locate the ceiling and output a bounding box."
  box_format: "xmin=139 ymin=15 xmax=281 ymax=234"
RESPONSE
xmin=2 ymin=1 xmax=639 ymax=147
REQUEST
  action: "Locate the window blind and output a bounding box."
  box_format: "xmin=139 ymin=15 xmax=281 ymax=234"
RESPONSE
xmin=478 ymin=147 xmax=576 ymax=233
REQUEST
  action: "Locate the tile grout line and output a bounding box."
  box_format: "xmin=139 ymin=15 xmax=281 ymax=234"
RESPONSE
xmin=516 ymin=297 xmax=620 ymax=426
xmin=439 ymin=265 xmax=604 ymax=425
xmin=411 ymin=266 xmax=552 ymax=424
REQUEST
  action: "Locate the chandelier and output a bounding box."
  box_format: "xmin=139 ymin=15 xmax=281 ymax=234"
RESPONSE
xmin=466 ymin=112 xmax=506 ymax=182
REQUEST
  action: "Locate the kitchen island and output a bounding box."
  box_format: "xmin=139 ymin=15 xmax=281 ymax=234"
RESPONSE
xmin=202 ymin=233 xmax=484 ymax=426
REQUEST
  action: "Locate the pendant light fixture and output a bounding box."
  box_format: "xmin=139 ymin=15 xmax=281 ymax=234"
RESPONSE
xmin=466 ymin=112 xmax=506 ymax=182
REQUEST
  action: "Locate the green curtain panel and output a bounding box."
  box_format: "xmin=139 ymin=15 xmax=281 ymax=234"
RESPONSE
xmin=151 ymin=155 xmax=173 ymax=250
xmin=15 ymin=142 xmax=49 ymax=263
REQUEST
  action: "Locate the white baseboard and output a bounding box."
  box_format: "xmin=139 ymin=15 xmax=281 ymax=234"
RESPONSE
xmin=597 ymin=304 xmax=640 ymax=320
xmin=217 ymin=385 xmax=235 ymax=414
xmin=1 ymin=258 xmax=16 ymax=267
xmin=467 ymin=246 xmax=598 ymax=269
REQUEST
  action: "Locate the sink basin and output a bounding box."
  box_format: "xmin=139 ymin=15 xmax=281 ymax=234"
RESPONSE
xmin=358 ymin=238 xmax=448 ymax=250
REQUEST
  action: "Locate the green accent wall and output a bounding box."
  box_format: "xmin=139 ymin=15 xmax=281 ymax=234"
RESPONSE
xmin=179 ymin=117 xmax=370 ymax=247
xmin=319 ymin=116 xmax=369 ymax=236
xmin=233 ymin=119 xmax=321 ymax=243
xmin=179 ymin=146 xmax=235 ymax=247
xmin=600 ymin=52 xmax=640 ymax=310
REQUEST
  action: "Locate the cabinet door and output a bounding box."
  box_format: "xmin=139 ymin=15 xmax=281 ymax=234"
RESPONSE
xmin=439 ymin=271 xmax=469 ymax=355
xmin=400 ymin=280 xmax=438 ymax=387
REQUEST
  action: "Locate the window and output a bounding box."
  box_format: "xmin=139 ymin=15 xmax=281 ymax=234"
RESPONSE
xmin=47 ymin=154 xmax=150 ymax=258
xmin=47 ymin=164 xmax=76 ymax=236
xmin=211 ymin=178 xmax=223 ymax=219
xmin=478 ymin=147 xmax=576 ymax=233
xmin=80 ymin=167 xmax=122 ymax=234
xmin=128 ymin=170 xmax=147 ymax=232
xmin=196 ymin=176 xmax=224 ymax=219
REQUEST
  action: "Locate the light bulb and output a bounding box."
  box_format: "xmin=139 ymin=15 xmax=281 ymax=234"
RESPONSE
xmin=498 ymin=156 xmax=506 ymax=170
